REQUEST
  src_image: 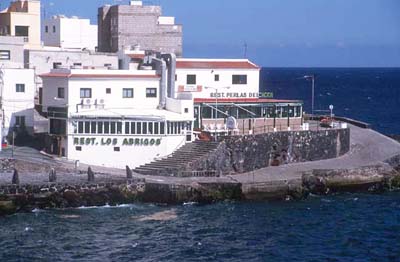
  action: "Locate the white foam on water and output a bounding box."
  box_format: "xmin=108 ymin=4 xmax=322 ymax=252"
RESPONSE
xmin=77 ymin=204 xmax=137 ymax=210
xmin=183 ymin=202 xmax=198 ymax=206
xmin=135 ymin=209 xmax=178 ymax=222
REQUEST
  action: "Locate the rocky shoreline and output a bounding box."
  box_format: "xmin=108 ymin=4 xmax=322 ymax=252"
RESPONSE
xmin=1 ymin=155 xmax=399 ymax=216
xmin=1 ymin=124 xmax=400 ymax=217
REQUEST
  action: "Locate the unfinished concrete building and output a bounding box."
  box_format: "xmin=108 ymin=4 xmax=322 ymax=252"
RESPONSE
xmin=98 ymin=0 xmax=182 ymax=56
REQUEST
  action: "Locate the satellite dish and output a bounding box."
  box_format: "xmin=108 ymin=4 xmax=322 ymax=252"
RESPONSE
xmin=226 ymin=116 xmax=237 ymax=130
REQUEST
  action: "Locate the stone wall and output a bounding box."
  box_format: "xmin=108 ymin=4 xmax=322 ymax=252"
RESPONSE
xmin=188 ymin=128 xmax=350 ymax=175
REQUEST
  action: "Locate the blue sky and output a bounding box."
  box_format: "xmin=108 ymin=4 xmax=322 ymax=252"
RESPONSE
xmin=36 ymin=0 xmax=400 ymax=67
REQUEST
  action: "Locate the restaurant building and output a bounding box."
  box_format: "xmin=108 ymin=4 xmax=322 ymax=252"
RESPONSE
xmin=40 ymin=64 xmax=193 ymax=168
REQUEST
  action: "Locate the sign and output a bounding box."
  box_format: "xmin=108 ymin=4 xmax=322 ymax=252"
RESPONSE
xmin=73 ymin=137 xmax=162 ymax=147
xmin=210 ymin=92 xmax=273 ymax=98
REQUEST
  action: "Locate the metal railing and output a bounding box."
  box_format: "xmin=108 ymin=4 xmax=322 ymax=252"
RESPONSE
xmin=177 ymin=170 xmax=218 ymax=177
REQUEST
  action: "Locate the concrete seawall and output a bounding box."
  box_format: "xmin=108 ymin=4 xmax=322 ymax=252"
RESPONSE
xmin=1 ymin=124 xmax=400 ymax=215
xmin=188 ymin=128 xmax=350 ymax=175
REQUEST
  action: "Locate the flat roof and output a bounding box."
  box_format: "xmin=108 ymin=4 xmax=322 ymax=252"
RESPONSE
xmin=194 ymin=98 xmax=302 ymax=104
xmin=176 ymin=59 xmax=260 ymax=70
xmin=70 ymin=108 xmax=193 ymax=121
xmin=40 ymin=72 xmax=160 ymax=79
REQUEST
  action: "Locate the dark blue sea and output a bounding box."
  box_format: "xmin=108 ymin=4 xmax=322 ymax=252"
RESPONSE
xmin=261 ymin=68 xmax=400 ymax=135
xmin=1 ymin=68 xmax=400 ymax=261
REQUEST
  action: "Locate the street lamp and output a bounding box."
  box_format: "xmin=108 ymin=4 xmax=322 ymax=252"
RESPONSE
xmin=304 ymin=75 xmax=315 ymax=116
xmin=204 ymin=86 xmax=230 ymax=141
xmin=329 ymin=104 xmax=334 ymax=119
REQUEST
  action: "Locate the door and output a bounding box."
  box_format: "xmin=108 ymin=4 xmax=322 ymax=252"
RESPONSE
xmin=194 ymin=106 xmax=200 ymax=129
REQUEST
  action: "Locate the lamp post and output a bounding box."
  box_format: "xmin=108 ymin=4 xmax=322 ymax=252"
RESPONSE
xmin=204 ymin=86 xmax=230 ymax=141
xmin=304 ymin=75 xmax=315 ymax=116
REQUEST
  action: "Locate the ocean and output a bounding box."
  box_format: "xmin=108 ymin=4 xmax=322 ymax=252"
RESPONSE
xmin=261 ymin=68 xmax=400 ymax=135
xmin=1 ymin=68 xmax=400 ymax=261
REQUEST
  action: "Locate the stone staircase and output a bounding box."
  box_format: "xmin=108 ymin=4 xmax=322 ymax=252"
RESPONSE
xmin=133 ymin=141 xmax=220 ymax=177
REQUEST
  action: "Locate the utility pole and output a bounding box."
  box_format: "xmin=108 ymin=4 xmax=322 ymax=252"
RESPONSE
xmin=304 ymin=75 xmax=316 ymax=116
xmin=0 ymin=67 xmax=3 ymax=153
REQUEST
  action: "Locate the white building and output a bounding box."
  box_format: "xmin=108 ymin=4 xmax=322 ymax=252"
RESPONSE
xmin=174 ymin=58 xmax=303 ymax=132
xmin=40 ymin=66 xmax=193 ymax=168
xmin=0 ymin=68 xmax=35 ymax=137
xmin=117 ymin=53 xmax=304 ymax=134
xmin=175 ymin=58 xmax=261 ymax=99
xmin=42 ymin=15 xmax=98 ymax=51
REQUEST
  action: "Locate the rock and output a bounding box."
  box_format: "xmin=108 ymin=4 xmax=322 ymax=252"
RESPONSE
xmin=49 ymin=168 xmax=57 ymax=183
xmin=126 ymin=165 xmax=133 ymax=179
xmin=63 ymin=190 xmax=80 ymax=207
xmin=0 ymin=201 xmax=17 ymax=216
xmin=87 ymin=167 xmax=95 ymax=182
xmin=12 ymin=168 xmax=20 ymax=185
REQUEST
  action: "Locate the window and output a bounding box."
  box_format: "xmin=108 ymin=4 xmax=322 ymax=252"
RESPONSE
xmin=50 ymin=119 xmax=67 ymax=135
xmin=104 ymin=63 xmax=112 ymax=67
xmin=110 ymin=122 xmax=116 ymax=134
xmin=76 ymin=146 xmax=82 ymax=151
xmin=15 ymin=116 xmax=26 ymax=127
xmin=232 ymin=75 xmax=247 ymax=85
xmin=154 ymin=122 xmax=159 ymax=134
xmin=106 ymin=88 xmax=111 ymax=94
xmin=137 ymin=122 xmax=142 ymax=134
xmin=184 ymin=108 xmax=189 ymax=113
xmin=52 ymin=26 xmax=56 ymax=33
xmin=53 ymin=62 xmax=62 ymax=69
xmin=45 ymin=25 xmax=48 ymax=33
xmin=123 ymin=88 xmax=133 ymax=98
xmin=0 ymin=50 xmax=10 ymax=60
xmin=78 ymin=122 xmax=84 ymax=133
xmin=146 ymin=88 xmax=157 ymax=98
xmin=114 ymin=147 xmax=120 ymax=152
xmin=131 ymin=122 xmax=136 ymax=134
xmin=16 ymin=84 xmax=25 ymax=93
xmin=15 ymin=26 xmax=28 ymax=37
xmin=57 ymin=87 xmax=65 ymax=98
xmin=142 ymin=122 xmax=147 ymax=134
xmin=98 ymin=122 xmax=103 ymax=134
xmin=91 ymin=122 xmax=97 ymax=134
xmin=104 ymin=122 xmax=110 ymax=134
xmin=187 ymin=75 xmax=196 ymax=85
xmin=175 ymin=74 xmax=177 ymax=81
xmin=160 ymin=122 xmax=165 ymax=135
xmin=125 ymin=122 xmax=130 ymax=134
xmin=84 ymin=122 xmax=90 ymax=133
xmin=80 ymin=88 xmax=92 ymax=98
xmin=214 ymin=74 xmax=220 ymax=81
xmin=117 ymin=122 xmax=122 ymax=134
xmin=73 ymin=63 xmax=82 ymax=67
xmin=148 ymin=122 xmax=153 ymax=134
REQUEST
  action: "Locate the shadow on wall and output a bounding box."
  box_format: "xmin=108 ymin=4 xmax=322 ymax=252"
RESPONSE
xmin=5 ymin=109 xmax=35 ymax=146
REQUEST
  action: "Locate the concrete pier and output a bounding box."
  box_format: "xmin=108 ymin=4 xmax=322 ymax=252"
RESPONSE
xmin=0 ymin=124 xmax=400 ymax=215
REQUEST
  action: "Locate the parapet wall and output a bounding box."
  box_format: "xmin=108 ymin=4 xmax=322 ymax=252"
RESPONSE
xmin=188 ymin=128 xmax=350 ymax=175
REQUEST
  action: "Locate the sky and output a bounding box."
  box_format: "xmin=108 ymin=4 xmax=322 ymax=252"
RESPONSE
xmin=31 ymin=0 xmax=400 ymax=67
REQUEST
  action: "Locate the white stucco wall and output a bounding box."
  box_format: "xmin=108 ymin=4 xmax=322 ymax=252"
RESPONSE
xmin=0 ymin=68 xmax=35 ymax=135
xmin=42 ymin=16 xmax=98 ymax=51
xmin=175 ymin=68 xmax=260 ymax=99
xmin=41 ymin=68 xmax=194 ymax=168
xmin=66 ymin=134 xmax=186 ymax=168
